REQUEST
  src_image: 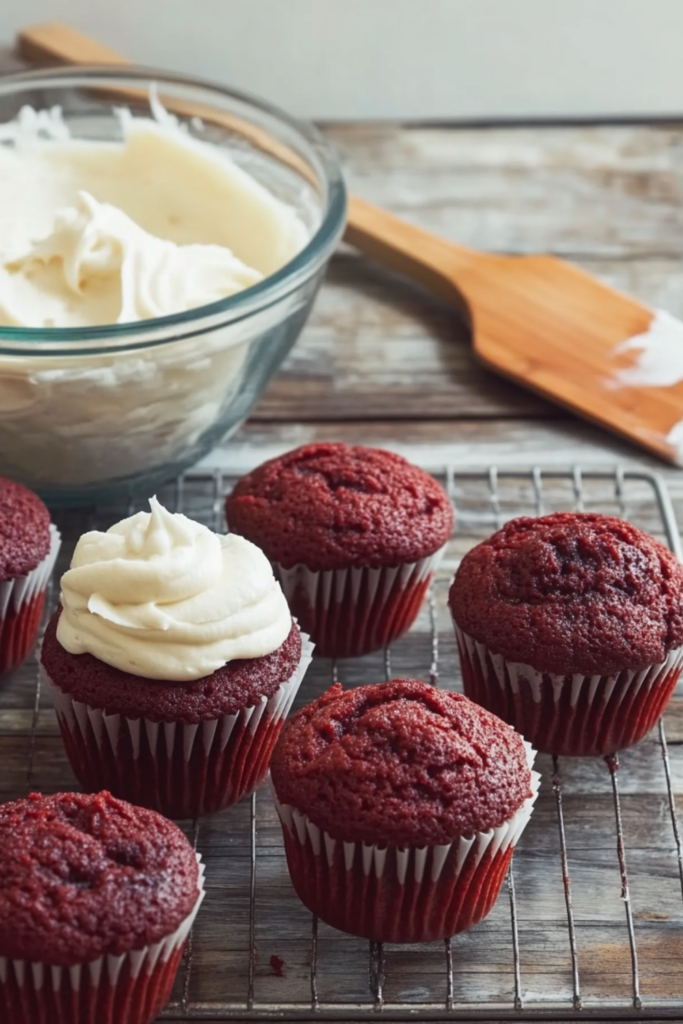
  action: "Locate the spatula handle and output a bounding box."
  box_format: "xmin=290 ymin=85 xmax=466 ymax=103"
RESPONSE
xmin=345 ymin=195 xmax=482 ymax=314
xmin=18 ymin=23 xmax=128 ymax=66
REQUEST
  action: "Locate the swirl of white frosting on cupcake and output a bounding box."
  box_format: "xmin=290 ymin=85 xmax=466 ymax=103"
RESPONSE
xmin=56 ymin=497 xmax=292 ymax=681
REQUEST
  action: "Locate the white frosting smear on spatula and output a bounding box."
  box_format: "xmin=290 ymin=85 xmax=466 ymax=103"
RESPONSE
xmin=664 ymin=418 xmax=683 ymax=461
xmin=615 ymin=309 xmax=683 ymax=387
xmin=611 ymin=308 xmax=683 ymax=461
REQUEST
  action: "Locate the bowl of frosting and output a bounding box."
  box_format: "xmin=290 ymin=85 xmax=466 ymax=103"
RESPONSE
xmin=0 ymin=66 xmax=346 ymax=505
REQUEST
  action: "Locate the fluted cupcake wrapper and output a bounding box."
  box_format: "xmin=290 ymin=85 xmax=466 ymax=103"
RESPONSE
xmin=274 ymin=547 xmax=446 ymax=659
xmin=454 ymin=623 xmax=683 ymax=757
xmin=42 ymin=634 xmax=314 ymax=819
xmin=272 ymin=742 xmax=540 ymax=943
xmin=0 ymin=854 xmax=205 ymax=1024
xmin=0 ymin=524 xmax=60 ymax=676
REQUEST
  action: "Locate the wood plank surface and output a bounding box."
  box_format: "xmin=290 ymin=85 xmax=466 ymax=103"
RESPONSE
xmin=251 ymin=123 xmax=683 ymax=428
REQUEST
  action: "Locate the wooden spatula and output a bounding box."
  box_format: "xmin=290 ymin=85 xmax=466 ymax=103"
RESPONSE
xmin=16 ymin=23 xmax=683 ymax=466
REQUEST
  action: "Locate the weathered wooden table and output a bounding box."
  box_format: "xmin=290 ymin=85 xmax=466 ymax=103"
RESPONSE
xmin=3 ymin=46 xmax=683 ymax=1024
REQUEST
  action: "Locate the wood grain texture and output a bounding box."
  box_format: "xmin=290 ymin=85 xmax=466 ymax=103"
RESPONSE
xmin=253 ymin=118 xmax=683 ymax=433
xmin=254 ymin=250 xmax=683 ymax=427
xmin=329 ymin=123 xmax=683 ymax=258
xmin=346 ymin=194 xmax=683 ymax=464
xmin=255 ymin=252 xmax=559 ymax=421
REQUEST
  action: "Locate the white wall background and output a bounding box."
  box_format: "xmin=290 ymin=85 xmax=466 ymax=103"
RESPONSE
xmin=2 ymin=0 xmax=683 ymax=121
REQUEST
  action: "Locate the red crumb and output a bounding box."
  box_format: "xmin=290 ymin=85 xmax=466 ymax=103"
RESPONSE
xmin=270 ymin=954 xmax=285 ymax=977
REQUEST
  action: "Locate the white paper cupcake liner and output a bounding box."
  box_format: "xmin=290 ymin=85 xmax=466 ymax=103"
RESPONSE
xmin=42 ymin=634 xmax=313 ymax=817
xmin=274 ymin=740 xmax=539 ymax=883
xmin=276 ymin=548 xmax=446 ymax=613
xmin=0 ymin=524 xmax=60 ymax=620
xmin=274 ymin=546 xmax=446 ymax=658
xmin=43 ymin=633 xmax=313 ymax=763
xmin=0 ymin=524 xmax=61 ymax=674
xmin=0 ymin=852 xmax=205 ymax=991
xmin=454 ymin=622 xmax=683 ymax=756
xmin=272 ymin=742 xmax=539 ymax=942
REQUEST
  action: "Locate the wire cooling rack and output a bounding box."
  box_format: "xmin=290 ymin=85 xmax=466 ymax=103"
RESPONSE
xmin=4 ymin=464 xmax=683 ymax=1022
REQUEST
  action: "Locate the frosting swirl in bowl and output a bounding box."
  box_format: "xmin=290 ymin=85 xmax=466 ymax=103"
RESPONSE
xmin=56 ymin=497 xmax=292 ymax=680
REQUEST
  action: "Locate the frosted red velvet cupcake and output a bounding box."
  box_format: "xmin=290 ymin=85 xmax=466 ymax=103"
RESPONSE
xmin=449 ymin=513 xmax=683 ymax=757
xmin=225 ymin=442 xmax=453 ymax=658
xmin=270 ymin=679 xmax=539 ymax=943
xmin=0 ymin=476 xmax=60 ymax=675
xmin=0 ymin=790 xmax=204 ymax=1024
xmin=39 ymin=498 xmax=313 ymax=819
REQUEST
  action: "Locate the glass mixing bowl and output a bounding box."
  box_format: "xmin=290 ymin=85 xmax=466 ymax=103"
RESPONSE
xmin=0 ymin=66 xmax=346 ymax=505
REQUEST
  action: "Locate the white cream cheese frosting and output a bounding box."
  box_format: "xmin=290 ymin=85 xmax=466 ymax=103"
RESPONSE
xmin=0 ymin=190 xmax=263 ymax=327
xmin=0 ymin=105 xmax=308 ymax=328
xmin=56 ymin=497 xmax=293 ymax=681
xmin=614 ymin=309 xmax=683 ymax=389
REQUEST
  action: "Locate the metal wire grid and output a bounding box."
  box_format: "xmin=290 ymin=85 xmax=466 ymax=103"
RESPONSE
xmin=21 ymin=465 xmax=683 ymax=1021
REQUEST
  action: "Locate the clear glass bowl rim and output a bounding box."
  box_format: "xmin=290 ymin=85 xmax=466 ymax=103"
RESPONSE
xmin=0 ymin=63 xmax=347 ymax=349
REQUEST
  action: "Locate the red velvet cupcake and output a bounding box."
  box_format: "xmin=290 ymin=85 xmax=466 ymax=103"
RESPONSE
xmin=270 ymin=679 xmax=539 ymax=943
xmin=225 ymin=443 xmax=453 ymax=658
xmin=0 ymin=476 xmax=60 ymax=675
xmin=449 ymin=512 xmax=683 ymax=757
xmin=41 ymin=614 xmax=307 ymax=818
xmin=0 ymin=790 xmax=204 ymax=1024
xmin=39 ymin=498 xmax=313 ymax=819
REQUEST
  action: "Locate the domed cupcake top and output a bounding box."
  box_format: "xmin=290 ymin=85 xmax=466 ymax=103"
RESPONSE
xmin=56 ymin=497 xmax=292 ymax=681
xmin=225 ymin=442 xmax=454 ymax=571
xmin=449 ymin=512 xmax=683 ymax=675
xmin=0 ymin=790 xmax=200 ymax=966
xmin=270 ymin=679 xmax=532 ymax=847
xmin=0 ymin=475 xmax=51 ymax=579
